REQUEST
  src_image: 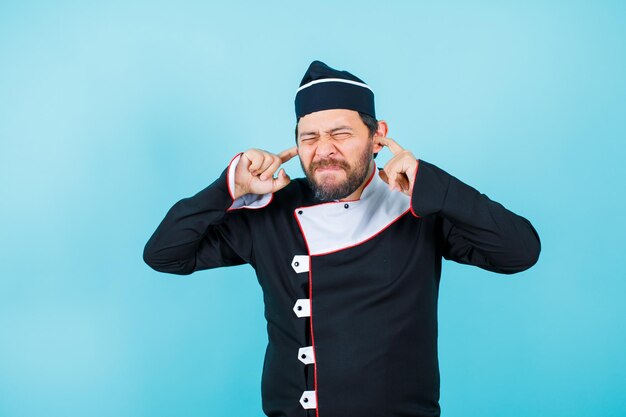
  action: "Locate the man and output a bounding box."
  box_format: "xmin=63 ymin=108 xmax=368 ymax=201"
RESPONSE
xmin=143 ymin=60 xmax=541 ymax=417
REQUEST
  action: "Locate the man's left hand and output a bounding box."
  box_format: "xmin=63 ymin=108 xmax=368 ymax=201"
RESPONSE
xmin=375 ymin=136 xmax=419 ymax=197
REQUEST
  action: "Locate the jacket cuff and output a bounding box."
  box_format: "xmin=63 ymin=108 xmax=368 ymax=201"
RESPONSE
xmin=410 ymin=159 xmax=451 ymax=218
xmin=226 ymin=153 xmax=273 ymax=211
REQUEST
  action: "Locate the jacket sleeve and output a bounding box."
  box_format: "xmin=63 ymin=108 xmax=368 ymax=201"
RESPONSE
xmin=410 ymin=159 xmax=541 ymax=274
xmin=143 ymin=154 xmax=272 ymax=275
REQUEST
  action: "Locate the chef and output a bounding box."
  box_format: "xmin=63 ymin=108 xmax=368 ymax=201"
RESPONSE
xmin=143 ymin=60 xmax=541 ymax=417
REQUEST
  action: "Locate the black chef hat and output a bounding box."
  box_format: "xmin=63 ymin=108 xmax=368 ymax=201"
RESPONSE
xmin=295 ymin=60 xmax=376 ymax=119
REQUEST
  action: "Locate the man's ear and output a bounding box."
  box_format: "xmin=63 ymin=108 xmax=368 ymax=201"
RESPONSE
xmin=373 ymin=120 xmax=389 ymax=153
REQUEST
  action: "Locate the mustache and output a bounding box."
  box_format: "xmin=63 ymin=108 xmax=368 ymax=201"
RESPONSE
xmin=310 ymin=158 xmax=350 ymax=171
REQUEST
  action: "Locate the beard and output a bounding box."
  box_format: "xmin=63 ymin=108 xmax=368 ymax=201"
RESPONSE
xmin=301 ymin=141 xmax=373 ymax=202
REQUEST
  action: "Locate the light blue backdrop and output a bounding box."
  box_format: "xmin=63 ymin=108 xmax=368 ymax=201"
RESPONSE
xmin=1 ymin=1 xmax=624 ymax=416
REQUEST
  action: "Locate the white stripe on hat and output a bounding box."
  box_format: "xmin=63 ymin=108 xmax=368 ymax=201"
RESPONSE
xmin=296 ymin=77 xmax=372 ymax=93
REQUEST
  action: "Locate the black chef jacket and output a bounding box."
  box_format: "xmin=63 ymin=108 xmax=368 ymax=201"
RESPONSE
xmin=143 ymin=153 xmax=541 ymax=417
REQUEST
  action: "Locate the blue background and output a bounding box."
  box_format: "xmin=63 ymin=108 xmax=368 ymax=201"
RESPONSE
xmin=1 ymin=1 xmax=625 ymax=416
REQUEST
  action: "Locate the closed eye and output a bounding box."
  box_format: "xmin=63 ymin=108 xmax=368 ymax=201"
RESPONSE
xmin=332 ymin=132 xmax=352 ymax=139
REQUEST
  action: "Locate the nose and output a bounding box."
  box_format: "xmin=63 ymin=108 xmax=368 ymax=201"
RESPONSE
xmin=314 ymin=136 xmax=336 ymax=158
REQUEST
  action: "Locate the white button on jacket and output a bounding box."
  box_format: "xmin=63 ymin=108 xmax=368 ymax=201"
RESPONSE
xmin=292 ymin=299 xmax=311 ymax=318
xmin=299 ymin=390 xmax=317 ymax=409
xmin=298 ymin=346 xmax=315 ymax=365
xmin=291 ymin=255 xmax=310 ymax=273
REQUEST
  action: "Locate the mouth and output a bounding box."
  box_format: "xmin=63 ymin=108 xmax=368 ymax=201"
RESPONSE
xmin=311 ymin=159 xmax=349 ymax=174
xmin=315 ymin=166 xmax=344 ymax=172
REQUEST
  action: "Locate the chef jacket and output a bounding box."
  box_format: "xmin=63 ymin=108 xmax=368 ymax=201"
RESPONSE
xmin=143 ymin=153 xmax=541 ymax=417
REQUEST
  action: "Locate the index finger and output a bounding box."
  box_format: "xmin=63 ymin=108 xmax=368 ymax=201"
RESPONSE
xmin=278 ymin=146 xmax=298 ymax=163
xmin=374 ymin=136 xmax=405 ymax=155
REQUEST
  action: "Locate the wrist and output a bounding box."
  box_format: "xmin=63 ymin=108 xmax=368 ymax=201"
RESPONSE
xmin=233 ymin=184 xmax=246 ymax=201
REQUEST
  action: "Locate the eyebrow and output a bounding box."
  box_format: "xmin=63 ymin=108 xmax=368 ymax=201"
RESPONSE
xmin=299 ymin=125 xmax=353 ymax=138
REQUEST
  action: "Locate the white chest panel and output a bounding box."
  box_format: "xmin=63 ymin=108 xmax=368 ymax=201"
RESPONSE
xmin=295 ymin=168 xmax=411 ymax=256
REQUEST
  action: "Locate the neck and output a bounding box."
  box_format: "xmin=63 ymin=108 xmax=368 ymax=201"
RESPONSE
xmin=340 ymin=161 xmax=375 ymax=201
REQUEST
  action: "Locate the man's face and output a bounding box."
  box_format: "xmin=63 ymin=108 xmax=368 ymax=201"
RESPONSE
xmin=297 ymin=109 xmax=376 ymax=201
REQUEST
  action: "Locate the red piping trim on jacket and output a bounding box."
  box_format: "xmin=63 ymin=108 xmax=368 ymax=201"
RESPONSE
xmin=409 ymin=159 xmax=421 ymax=218
xmin=308 ymin=265 xmax=319 ymax=417
xmin=226 ymin=152 xmax=243 ymax=201
xmin=293 ymin=210 xmax=319 ymax=417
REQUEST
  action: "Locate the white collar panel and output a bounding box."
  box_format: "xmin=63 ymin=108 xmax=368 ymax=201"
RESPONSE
xmin=294 ymin=166 xmax=411 ymax=256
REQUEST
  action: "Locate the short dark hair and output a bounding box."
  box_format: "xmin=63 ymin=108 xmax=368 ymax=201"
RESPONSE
xmin=295 ymin=111 xmax=378 ymax=142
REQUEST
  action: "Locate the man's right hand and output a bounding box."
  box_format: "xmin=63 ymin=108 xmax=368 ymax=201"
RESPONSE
xmin=233 ymin=147 xmax=298 ymax=200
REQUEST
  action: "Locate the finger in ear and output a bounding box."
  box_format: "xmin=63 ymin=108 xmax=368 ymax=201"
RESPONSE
xmin=378 ymin=170 xmax=389 ymax=184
